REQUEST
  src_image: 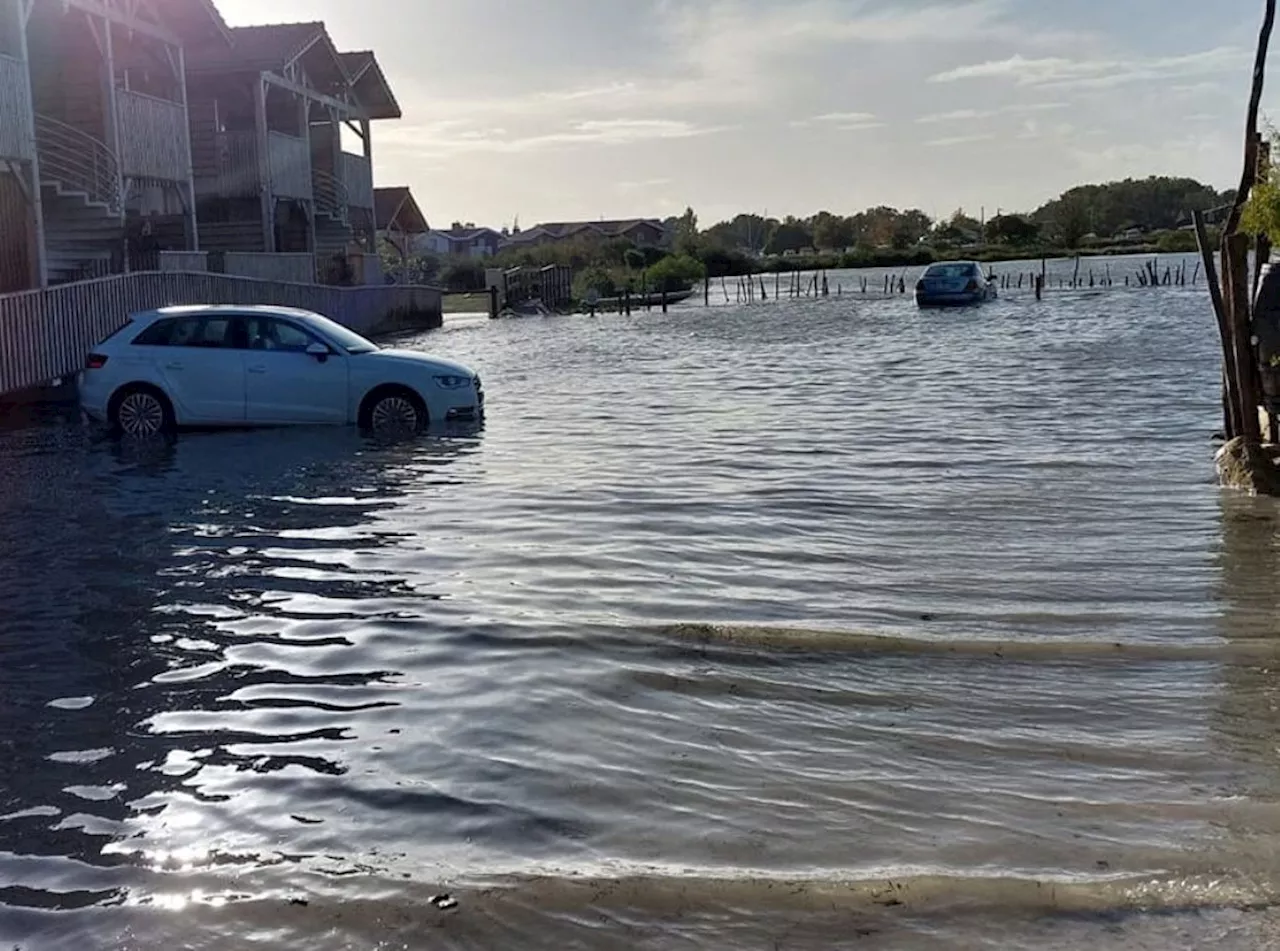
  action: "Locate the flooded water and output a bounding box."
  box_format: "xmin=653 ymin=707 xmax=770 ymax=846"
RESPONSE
xmin=5 ymin=267 xmax=1280 ymax=949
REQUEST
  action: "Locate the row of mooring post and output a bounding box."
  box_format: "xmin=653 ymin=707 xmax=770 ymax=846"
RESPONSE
xmin=698 ymin=257 xmax=1202 ymax=308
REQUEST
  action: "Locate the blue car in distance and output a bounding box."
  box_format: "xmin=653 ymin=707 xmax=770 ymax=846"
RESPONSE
xmin=915 ymin=261 xmax=998 ymax=308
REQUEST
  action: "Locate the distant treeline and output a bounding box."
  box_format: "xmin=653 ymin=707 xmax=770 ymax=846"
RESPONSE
xmin=391 ymin=175 xmax=1228 ymax=294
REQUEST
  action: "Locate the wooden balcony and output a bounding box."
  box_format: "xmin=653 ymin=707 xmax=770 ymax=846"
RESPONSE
xmin=340 ymin=152 xmax=373 ymax=210
xmin=194 ymin=130 xmax=258 ymax=198
xmin=117 ymin=90 xmax=191 ymax=182
xmin=268 ymin=132 xmax=312 ymax=201
xmin=0 ymin=53 xmax=32 ymax=162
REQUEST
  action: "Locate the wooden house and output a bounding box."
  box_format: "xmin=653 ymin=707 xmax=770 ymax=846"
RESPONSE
xmin=184 ymin=23 xmax=400 ymax=262
xmin=0 ymin=0 xmax=226 ymax=291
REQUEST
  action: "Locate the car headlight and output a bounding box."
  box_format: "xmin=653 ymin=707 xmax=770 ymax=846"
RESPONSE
xmin=435 ymin=375 xmax=472 ymax=390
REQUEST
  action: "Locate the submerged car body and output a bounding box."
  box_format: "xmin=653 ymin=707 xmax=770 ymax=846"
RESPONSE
xmin=915 ymin=262 xmax=998 ymax=307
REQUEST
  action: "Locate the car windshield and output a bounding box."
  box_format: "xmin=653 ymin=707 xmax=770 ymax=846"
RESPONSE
xmin=300 ymin=314 xmax=380 ymax=354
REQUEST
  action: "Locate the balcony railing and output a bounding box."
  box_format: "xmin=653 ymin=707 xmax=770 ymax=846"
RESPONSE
xmin=117 ymin=90 xmax=190 ymax=182
xmin=0 ymin=53 xmax=32 ymax=161
xmin=312 ymin=168 xmax=349 ymax=221
xmin=268 ymin=131 xmax=312 ymax=200
xmin=340 ymin=152 xmax=373 ymax=210
xmin=35 ymin=114 xmax=121 ymax=214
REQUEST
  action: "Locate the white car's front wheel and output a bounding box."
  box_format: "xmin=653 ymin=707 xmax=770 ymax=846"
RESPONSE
xmin=110 ymin=386 xmax=175 ymax=439
xmin=361 ymin=387 xmax=427 ymax=437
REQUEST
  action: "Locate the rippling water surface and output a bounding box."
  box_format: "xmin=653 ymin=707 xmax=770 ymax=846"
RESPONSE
xmin=5 ymin=267 xmax=1280 ymax=949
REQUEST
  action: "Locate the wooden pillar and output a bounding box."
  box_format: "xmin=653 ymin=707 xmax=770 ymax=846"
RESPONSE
xmin=176 ymin=45 xmax=198 ymax=251
xmin=253 ymin=73 xmax=275 ymax=252
xmin=1196 ymin=210 xmax=1241 ymax=440
xmin=1226 ymin=232 xmax=1263 ymax=445
xmin=16 ymin=0 xmax=45 ymax=286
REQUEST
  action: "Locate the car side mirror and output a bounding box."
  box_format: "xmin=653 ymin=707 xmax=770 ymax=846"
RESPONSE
xmin=306 ymin=342 xmax=331 ymax=363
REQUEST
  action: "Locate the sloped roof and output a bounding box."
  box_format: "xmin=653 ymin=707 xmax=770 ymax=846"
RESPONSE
xmin=155 ymin=0 xmax=231 ymax=46
xmin=375 ymin=187 xmax=428 ymax=233
xmin=339 ymin=51 xmax=401 ymax=120
xmin=188 ymin=22 xmax=336 ymax=74
xmin=506 ymin=219 xmax=665 ymax=244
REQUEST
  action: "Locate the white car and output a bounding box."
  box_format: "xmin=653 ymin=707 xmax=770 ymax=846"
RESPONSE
xmin=79 ymin=305 xmax=483 ymax=437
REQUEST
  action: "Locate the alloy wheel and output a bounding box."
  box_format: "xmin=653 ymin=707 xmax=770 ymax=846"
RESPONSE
xmin=117 ymin=392 xmax=166 ymax=438
xmin=371 ymin=396 xmax=420 ymax=435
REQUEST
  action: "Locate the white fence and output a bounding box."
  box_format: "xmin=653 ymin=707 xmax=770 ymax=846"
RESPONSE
xmin=224 ymin=251 xmax=315 ymax=284
xmin=117 ymin=90 xmax=191 ymax=182
xmin=0 ymin=272 xmax=442 ymax=395
xmin=0 ymin=52 xmax=32 ymax=162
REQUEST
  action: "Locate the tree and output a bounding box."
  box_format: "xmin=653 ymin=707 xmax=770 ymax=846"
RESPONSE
xmin=674 ymin=206 xmax=700 ymax=254
xmin=764 ymin=218 xmax=812 ymax=254
xmin=645 ymin=254 xmax=707 ymax=291
xmin=812 ymin=211 xmax=854 ymax=251
xmin=984 ymin=214 xmax=1041 ymax=246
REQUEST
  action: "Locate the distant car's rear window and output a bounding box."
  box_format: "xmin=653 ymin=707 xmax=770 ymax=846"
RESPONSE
xmin=925 ymin=264 xmax=978 ymax=279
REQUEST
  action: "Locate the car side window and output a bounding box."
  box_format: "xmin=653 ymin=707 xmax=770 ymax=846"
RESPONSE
xmin=132 ymin=319 xmax=176 ymax=346
xmin=247 ymin=317 xmax=322 ymax=353
xmin=167 ymin=317 xmax=235 ymax=349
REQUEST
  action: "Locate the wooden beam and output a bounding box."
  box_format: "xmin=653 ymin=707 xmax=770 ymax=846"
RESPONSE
xmin=1196 ymin=209 xmax=1242 ymax=440
xmin=253 ymin=73 xmax=275 ymax=252
xmin=1226 ymin=232 xmax=1264 ymax=444
xmin=262 ymin=70 xmax=364 ymax=120
xmin=177 ymin=44 xmax=198 ymax=251
xmin=64 ymin=0 xmax=178 ymax=45
xmin=14 ymin=0 xmax=45 ymax=285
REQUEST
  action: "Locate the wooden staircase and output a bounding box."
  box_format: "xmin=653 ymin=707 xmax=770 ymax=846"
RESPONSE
xmin=34 ymin=114 xmax=124 ymax=284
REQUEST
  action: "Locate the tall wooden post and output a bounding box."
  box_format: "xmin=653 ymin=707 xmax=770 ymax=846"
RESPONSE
xmin=254 ymin=73 xmax=275 ymax=252
xmin=1226 ymin=233 xmax=1263 ymax=443
xmin=15 ymin=0 xmax=45 ymax=285
xmin=176 ymin=45 xmax=198 ymax=251
xmin=1196 ymin=210 xmax=1240 ymax=439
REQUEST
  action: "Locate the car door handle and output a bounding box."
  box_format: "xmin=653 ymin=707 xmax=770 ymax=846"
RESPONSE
xmin=247 ymin=366 xmax=267 ymax=374
xmin=164 ymin=362 xmax=184 ymax=370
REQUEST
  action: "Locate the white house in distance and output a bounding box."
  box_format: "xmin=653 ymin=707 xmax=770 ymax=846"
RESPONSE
xmin=416 ymin=224 xmax=503 ymax=259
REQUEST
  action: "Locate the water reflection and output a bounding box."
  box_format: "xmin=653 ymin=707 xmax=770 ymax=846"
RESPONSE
xmin=0 ymin=422 xmax=480 ymax=908
xmin=1214 ymin=495 xmax=1280 ymax=807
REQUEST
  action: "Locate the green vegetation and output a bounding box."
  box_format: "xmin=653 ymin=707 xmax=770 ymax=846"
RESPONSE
xmin=1243 ymin=131 xmax=1280 ymax=245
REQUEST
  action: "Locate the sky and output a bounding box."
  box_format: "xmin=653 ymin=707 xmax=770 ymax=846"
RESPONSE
xmin=213 ymin=0 xmax=1280 ymax=230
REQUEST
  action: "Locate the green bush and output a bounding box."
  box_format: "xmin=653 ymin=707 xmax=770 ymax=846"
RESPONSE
xmin=573 ymin=265 xmax=617 ymax=301
xmin=438 ymin=259 xmax=487 ymax=292
xmin=645 ymin=254 xmax=707 ymax=291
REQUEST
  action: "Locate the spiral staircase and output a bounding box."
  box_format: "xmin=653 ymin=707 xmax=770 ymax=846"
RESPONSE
xmin=34 ymin=114 xmax=124 ymax=284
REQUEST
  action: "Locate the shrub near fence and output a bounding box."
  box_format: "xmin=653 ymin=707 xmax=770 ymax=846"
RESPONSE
xmin=0 ymin=271 xmax=442 ymax=396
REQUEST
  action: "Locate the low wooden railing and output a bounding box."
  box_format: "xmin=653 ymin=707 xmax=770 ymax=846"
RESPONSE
xmin=268 ymin=131 xmax=311 ymax=200
xmin=340 ymin=152 xmax=373 ymax=209
xmin=117 ymin=90 xmax=191 ymax=182
xmin=0 ymin=271 xmax=443 ymax=395
xmin=223 ymin=251 xmax=315 ymax=284
xmin=0 ymin=53 xmax=32 ymax=162
xmin=35 ymin=114 xmax=121 ymax=213
xmin=312 ymin=168 xmax=349 ymax=220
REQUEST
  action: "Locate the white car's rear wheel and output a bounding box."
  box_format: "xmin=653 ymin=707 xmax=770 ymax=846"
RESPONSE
xmin=111 ymin=386 xmax=174 ymax=439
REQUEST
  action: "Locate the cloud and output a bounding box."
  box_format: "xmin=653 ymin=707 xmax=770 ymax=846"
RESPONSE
xmin=379 ymin=118 xmax=731 ymax=158
xmin=793 ymin=111 xmax=884 ymax=130
xmin=916 ymin=102 xmax=1067 ymax=123
xmin=616 ymin=178 xmax=673 ymax=193
xmin=926 ymin=133 xmax=997 ymax=147
xmin=929 ymin=46 xmax=1248 ymax=89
